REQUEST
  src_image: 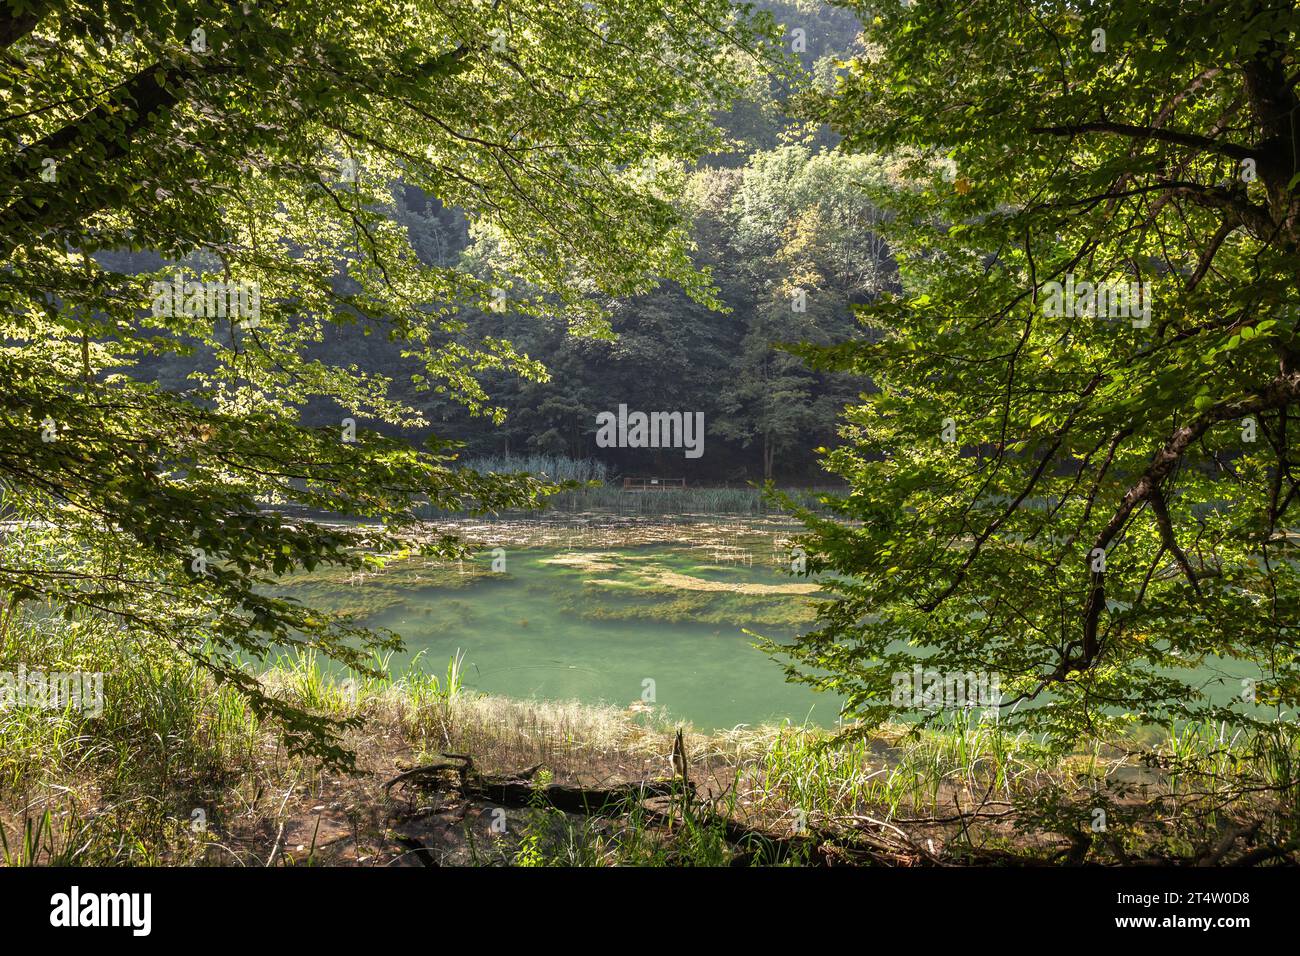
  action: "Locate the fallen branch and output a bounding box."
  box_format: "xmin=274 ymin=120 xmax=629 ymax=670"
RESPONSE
xmin=384 ymin=755 xmax=932 ymax=866
xmin=384 ymin=755 xmax=684 ymax=815
xmin=474 ymin=777 xmax=684 ymax=815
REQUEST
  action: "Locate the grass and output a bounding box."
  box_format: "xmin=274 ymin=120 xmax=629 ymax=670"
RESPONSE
xmin=412 ymin=453 xmax=841 ymax=516
xmin=542 ymin=485 xmax=833 ymax=516
xmin=2 ymin=606 xmax=1297 ymax=866
xmin=460 ymin=454 xmax=610 ymax=485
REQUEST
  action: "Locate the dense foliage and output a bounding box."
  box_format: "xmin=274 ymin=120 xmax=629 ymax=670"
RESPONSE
xmin=82 ymin=3 xmax=878 ymax=483
xmin=0 ymin=0 xmax=784 ymax=762
xmin=779 ymin=0 xmax=1300 ymax=750
xmin=414 ymin=145 xmax=890 ymax=480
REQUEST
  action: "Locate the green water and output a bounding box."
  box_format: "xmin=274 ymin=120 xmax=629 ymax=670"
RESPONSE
xmin=278 ymin=518 xmax=1269 ymax=732
xmin=351 ymin=542 xmax=840 ymax=730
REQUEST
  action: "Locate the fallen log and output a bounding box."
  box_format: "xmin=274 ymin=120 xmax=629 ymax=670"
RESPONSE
xmin=384 ymin=755 xmax=475 ymax=794
xmin=384 ymin=755 xmax=687 ymax=815
xmin=394 ymin=835 xmax=440 ymax=867
xmin=474 ymin=778 xmax=685 ymax=815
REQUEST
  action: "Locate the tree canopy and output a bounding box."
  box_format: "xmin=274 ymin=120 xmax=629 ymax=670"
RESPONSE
xmin=0 ymin=0 xmax=783 ymax=763
xmin=778 ymin=0 xmax=1300 ymax=745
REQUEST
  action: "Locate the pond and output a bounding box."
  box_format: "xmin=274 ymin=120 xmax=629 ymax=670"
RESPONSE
xmin=275 ymin=514 xmax=1268 ymax=732
xmin=280 ymin=517 xmax=844 ymax=731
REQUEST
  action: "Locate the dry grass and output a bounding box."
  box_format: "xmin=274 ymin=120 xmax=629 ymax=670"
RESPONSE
xmin=5 ymin=647 xmax=1296 ymax=866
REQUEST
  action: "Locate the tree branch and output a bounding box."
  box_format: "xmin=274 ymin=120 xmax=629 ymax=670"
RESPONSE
xmin=1028 ymin=120 xmax=1255 ymax=160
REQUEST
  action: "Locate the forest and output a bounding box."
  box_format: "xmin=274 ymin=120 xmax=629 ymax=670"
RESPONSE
xmin=109 ymin=1 xmax=874 ymax=482
xmin=0 ymin=0 xmax=1296 ymax=929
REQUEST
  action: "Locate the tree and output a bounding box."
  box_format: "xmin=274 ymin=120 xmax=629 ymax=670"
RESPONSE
xmin=777 ymin=1 xmax=1300 ymax=750
xmin=0 ymin=0 xmax=781 ymax=764
xmin=402 ymin=146 xmax=885 ymax=483
xmin=712 ymin=146 xmax=887 ymax=479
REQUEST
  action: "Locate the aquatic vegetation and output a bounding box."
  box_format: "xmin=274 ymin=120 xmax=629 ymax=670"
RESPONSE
xmin=271 ymin=524 xmax=826 ymax=714
xmin=533 ymin=548 xmax=822 ymax=628
xmin=535 ymin=552 xmax=624 ymax=573
xmin=614 ymin=569 xmax=820 ymax=596
xmin=275 ymin=554 xmax=495 ymax=619
xmin=424 ymin=515 xmax=811 ymax=558
xmin=563 ymin=586 xmax=817 ymax=629
xmin=417 ymin=485 xmax=837 ymax=518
